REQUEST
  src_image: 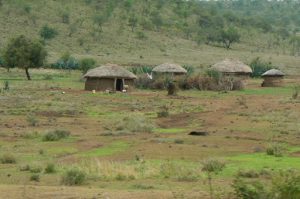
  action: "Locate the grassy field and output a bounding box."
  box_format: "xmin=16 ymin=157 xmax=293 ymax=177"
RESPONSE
xmin=0 ymin=68 xmax=299 ymax=198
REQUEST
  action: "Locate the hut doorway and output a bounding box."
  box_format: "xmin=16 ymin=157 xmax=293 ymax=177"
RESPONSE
xmin=116 ymin=79 xmax=123 ymax=91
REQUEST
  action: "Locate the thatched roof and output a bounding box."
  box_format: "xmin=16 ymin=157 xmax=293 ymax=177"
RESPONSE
xmin=262 ymin=69 xmax=284 ymax=77
xmin=211 ymin=59 xmax=252 ymax=74
xmin=152 ymin=63 xmax=187 ymax=74
xmin=84 ymin=64 xmax=137 ymax=79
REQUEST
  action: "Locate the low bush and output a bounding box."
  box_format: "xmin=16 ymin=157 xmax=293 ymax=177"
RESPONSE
xmin=61 ymin=168 xmax=86 ymax=186
xmin=249 ymin=57 xmax=273 ymax=78
xmin=0 ymin=154 xmax=16 ymax=164
xmin=232 ymin=178 xmax=270 ymax=199
xmin=26 ymin=114 xmax=39 ymax=127
xmin=114 ymin=115 xmax=154 ymax=134
xmin=237 ymin=169 xmax=260 ymax=178
xmin=40 ymin=25 xmax=58 ymax=40
xmin=157 ymin=105 xmax=169 ymax=118
xmin=266 ymin=142 xmax=285 ymax=157
xmin=30 ymin=166 xmax=42 ymax=173
xmin=30 ymin=174 xmax=40 ymax=182
xmin=43 ymin=130 xmax=70 ymax=141
xmin=45 ymin=163 xmax=56 ymax=174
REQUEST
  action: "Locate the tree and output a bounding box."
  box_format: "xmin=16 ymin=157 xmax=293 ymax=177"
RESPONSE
xmin=290 ymin=35 xmax=300 ymax=56
xmin=79 ymin=58 xmax=96 ymax=74
xmin=3 ymin=35 xmax=47 ymax=80
xmin=128 ymin=14 xmax=138 ymax=32
xmin=93 ymin=14 xmax=106 ymax=32
xmin=219 ymin=27 xmax=240 ymax=49
xmin=40 ymin=25 xmax=58 ymax=40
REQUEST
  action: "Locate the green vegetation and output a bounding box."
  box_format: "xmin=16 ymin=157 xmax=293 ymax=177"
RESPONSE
xmin=61 ymin=168 xmax=86 ymax=186
xmin=42 ymin=130 xmax=70 ymax=142
xmin=2 ymin=35 xmax=47 ymax=80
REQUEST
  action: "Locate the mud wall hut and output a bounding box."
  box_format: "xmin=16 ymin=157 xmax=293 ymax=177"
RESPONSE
xmin=83 ymin=64 xmax=137 ymax=91
xmin=210 ymin=58 xmax=253 ymax=79
xmin=261 ymin=69 xmax=284 ymax=87
xmin=152 ymin=63 xmax=187 ymax=78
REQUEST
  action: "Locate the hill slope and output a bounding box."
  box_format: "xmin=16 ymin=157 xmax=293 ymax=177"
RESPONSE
xmin=0 ymin=0 xmax=299 ymax=73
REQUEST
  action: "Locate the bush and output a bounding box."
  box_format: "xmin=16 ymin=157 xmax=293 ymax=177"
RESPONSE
xmin=30 ymin=174 xmax=40 ymax=182
xmin=30 ymin=166 xmax=42 ymax=173
xmin=51 ymin=53 xmax=79 ymax=70
xmin=45 ymin=163 xmax=56 ymax=174
xmin=0 ymin=154 xmax=16 ymax=164
xmin=26 ymin=114 xmax=38 ymax=126
xmin=115 ymin=115 xmax=154 ymax=134
xmin=202 ymin=158 xmax=225 ymax=174
xmin=232 ymin=178 xmax=270 ymax=199
xmin=79 ymin=58 xmax=96 ymax=74
xmin=271 ymin=170 xmax=300 ymax=199
xmin=61 ymin=168 xmax=86 ymax=185
xmin=157 ymin=105 xmax=169 ymax=118
xmin=136 ymin=31 xmax=147 ymax=40
xmin=40 ymin=25 xmax=58 ymax=40
xmin=43 ymin=130 xmax=70 ymax=141
xmin=250 ymin=57 xmax=273 ymax=78
xmin=237 ymin=170 xmax=260 ymax=178
xmin=266 ymin=142 xmax=285 ymax=157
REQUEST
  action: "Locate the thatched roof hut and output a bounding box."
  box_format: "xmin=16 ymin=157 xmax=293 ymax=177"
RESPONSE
xmin=152 ymin=63 xmax=187 ymax=75
xmin=83 ymin=64 xmax=137 ymax=91
xmin=211 ymin=59 xmax=252 ymax=76
xmin=261 ymin=69 xmax=284 ymax=87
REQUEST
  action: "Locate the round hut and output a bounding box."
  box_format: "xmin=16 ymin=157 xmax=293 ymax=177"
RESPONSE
xmin=261 ymin=69 xmax=284 ymax=87
xmin=83 ymin=64 xmax=137 ymax=92
xmin=211 ymin=58 xmax=252 ymax=78
xmin=152 ymin=63 xmax=187 ymax=78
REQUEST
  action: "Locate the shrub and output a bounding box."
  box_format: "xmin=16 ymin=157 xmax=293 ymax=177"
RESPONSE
xmin=30 ymin=166 xmax=42 ymax=173
xmin=51 ymin=53 xmax=79 ymax=70
xmin=202 ymin=159 xmax=225 ymax=174
xmin=43 ymin=130 xmax=70 ymax=141
xmin=157 ymin=105 xmax=169 ymax=118
xmin=115 ymin=115 xmax=154 ymax=134
xmin=266 ymin=142 xmax=285 ymax=157
xmin=292 ymin=85 xmax=300 ymax=99
xmin=3 ymin=80 xmax=9 ymax=91
xmin=20 ymin=165 xmax=31 ymax=171
xmin=45 ymin=163 xmax=56 ymax=174
xmin=232 ymin=178 xmax=270 ymax=199
xmin=237 ymin=170 xmax=260 ymax=178
xmin=62 ymin=168 xmax=86 ymax=185
xmin=250 ymin=57 xmax=273 ymax=78
xmin=0 ymin=154 xmax=16 ymax=164
xmin=26 ymin=114 xmax=39 ymax=126
xmin=174 ymin=139 xmax=184 ymax=144
xmin=271 ymin=170 xmax=300 ymax=199
xmin=136 ymin=31 xmax=147 ymax=40
xmin=30 ymin=174 xmax=40 ymax=182
xmin=79 ymin=58 xmax=96 ymax=74
xmin=40 ymin=25 xmax=58 ymax=40
xmin=182 ymin=65 xmax=195 ymax=76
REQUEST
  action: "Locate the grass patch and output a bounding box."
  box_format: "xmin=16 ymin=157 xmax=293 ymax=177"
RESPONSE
xmin=42 ymin=130 xmax=70 ymax=141
xmin=223 ymin=153 xmax=300 ymax=177
xmin=81 ymin=141 xmax=130 ymax=157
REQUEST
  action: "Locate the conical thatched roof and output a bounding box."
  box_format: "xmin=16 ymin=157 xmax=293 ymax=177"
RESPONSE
xmin=84 ymin=64 xmax=137 ymax=79
xmin=262 ymin=69 xmax=284 ymax=77
xmin=211 ymin=59 xmax=252 ymax=74
xmin=152 ymin=63 xmax=187 ymax=74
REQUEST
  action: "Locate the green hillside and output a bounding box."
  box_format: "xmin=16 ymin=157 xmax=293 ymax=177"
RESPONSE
xmin=0 ymin=0 xmax=299 ymax=73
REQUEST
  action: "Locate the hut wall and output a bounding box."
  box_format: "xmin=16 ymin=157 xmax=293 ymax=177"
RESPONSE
xmin=85 ymin=78 xmax=115 ymax=91
xmin=262 ymin=77 xmax=284 ymax=87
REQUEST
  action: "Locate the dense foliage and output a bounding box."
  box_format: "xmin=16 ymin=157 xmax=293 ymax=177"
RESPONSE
xmin=2 ymin=35 xmax=47 ymax=80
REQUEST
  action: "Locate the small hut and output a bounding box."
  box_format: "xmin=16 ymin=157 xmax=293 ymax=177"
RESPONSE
xmin=211 ymin=58 xmax=252 ymax=78
xmin=152 ymin=63 xmax=187 ymax=77
xmin=83 ymin=64 xmax=137 ymax=91
xmin=261 ymin=69 xmax=284 ymax=87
